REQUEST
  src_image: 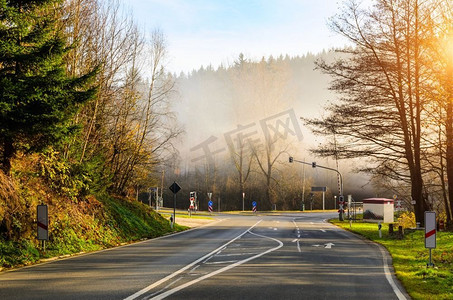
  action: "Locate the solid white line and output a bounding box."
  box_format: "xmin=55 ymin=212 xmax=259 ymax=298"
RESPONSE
xmin=333 ymin=224 xmax=407 ymax=300
xmin=296 ymin=240 xmax=301 ymax=253
xmin=188 ymin=265 xmax=200 ymax=273
xmin=123 ymin=220 xmax=263 ymax=300
xmin=215 ymin=252 xmax=260 ymax=257
xmin=378 ymin=245 xmax=407 ymax=300
xmin=320 ymin=229 xmax=326 ymax=232
xmin=292 ymin=238 xmax=298 ymax=243
xmin=151 ymin=230 xmax=284 ymax=300
xmin=204 ymin=260 xmax=239 ymax=265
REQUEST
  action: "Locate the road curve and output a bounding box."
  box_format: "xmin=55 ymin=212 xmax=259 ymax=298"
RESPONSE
xmin=0 ymin=212 xmax=410 ymax=300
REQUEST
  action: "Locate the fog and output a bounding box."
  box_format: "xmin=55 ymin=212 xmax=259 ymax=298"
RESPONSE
xmin=168 ymin=51 xmax=377 ymax=207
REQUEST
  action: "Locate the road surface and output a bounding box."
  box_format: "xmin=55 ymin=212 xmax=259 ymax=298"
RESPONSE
xmin=0 ymin=212 xmax=409 ymax=299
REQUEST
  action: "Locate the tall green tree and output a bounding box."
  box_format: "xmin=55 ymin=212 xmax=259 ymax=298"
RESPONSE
xmin=0 ymin=0 xmax=97 ymax=174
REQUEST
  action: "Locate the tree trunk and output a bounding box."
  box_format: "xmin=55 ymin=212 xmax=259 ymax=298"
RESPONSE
xmin=2 ymin=137 xmax=14 ymax=175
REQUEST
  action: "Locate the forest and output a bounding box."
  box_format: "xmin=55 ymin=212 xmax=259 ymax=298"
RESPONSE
xmin=1 ymin=0 xmax=453 ymax=261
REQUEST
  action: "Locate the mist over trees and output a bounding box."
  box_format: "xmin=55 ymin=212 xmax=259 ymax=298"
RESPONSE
xmin=160 ymin=52 xmax=372 ymax=212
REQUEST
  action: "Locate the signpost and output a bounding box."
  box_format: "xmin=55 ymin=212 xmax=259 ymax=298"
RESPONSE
xmin=37 ymin=205 xmax=48 ymax=251
xmin=169 ymin=181 xmax=181 ymax=226
xmin=242 ymin=192 xmax=245 ymax=212
xmin=252 ymin=201 xmax=257 ymax=213
xmin=425 ymin=211 xmax=436 ymax=267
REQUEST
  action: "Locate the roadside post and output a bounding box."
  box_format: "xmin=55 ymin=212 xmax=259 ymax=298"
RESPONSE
xmin=378 ymin=222 xmax=382 ymax=238
xmin=37 ymin=204 xmax=49 ymax=251
xmin=252 ymin=201 xmax=257 ymax=213
xmin=425 ymin=211 xmax=436 ymax=267
xmin=208 ymin=192 xmax=213 ymax=214
xmin=169 ymin=181 xmax=181 ymax=227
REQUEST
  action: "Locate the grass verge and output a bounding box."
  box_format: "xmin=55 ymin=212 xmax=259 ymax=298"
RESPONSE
xmin=0 ymin=195 xmax=188 ymax=271
xmin=330 ymin=219 xmax=453 ymax=300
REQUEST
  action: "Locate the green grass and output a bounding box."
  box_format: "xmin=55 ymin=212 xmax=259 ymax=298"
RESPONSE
xmin=0 ymin=195 xmax=188 ymax=271
xmin=331 ymin=220 xmax=453 ymax=300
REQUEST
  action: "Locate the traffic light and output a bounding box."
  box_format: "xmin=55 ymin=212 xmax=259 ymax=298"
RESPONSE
xmin=339 ymin=195 xmax=344 ymax=203
xmin=312 ymin=162 xmax=316 ymax=168
xmin=289 ymin=156 xmax=293 ymax=163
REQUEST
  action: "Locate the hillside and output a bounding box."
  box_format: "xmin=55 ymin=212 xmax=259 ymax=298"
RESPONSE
xmin=0 ymin=155 xmax=186 ymax=271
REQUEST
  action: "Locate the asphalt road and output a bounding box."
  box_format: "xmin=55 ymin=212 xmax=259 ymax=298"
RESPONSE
xmin=0 ymin=212 xmax=410 ymax=300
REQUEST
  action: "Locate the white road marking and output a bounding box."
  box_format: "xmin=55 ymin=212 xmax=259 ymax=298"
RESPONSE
xmin=296 ymin=240 xmax=301 ymax=253
xmin=145 ymin=277 xmax=183 ymax=299
xmin=150 ymin=230 xmax=284 ymax=300
xmin=378 ymin=245 xmax=407 ymax=300
xmin=189 ymin=265 xmax=200 ymax=273
xmin=273 ymin=228 xmax=277 ymax=231
xmin=335 ymin=225 xmax=407 ymax=300
xmin=320 ymin=229 xmax=326 ymax=232
xmin=312 ymin=244 xmax=321 ymax=247
xmin=324 ymin=243 xmax=335 ymax=249
xmin=123 ymin=220 xmax=263 ymax=300
xmin=292 ymin=238 xmax=298 ymax=243
xmin=215 ymin=252 xmax=259 ymax=257
xmin=204 ymin=260 xmax=239 ymax=265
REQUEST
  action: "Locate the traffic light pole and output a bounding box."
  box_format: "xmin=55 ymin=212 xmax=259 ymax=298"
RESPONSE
xmin=289 ymin=157 xmax=344 ymax=221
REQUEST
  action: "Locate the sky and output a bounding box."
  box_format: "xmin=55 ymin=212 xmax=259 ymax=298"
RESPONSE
xmin=122 ymin=0 xmax=350 ymax=74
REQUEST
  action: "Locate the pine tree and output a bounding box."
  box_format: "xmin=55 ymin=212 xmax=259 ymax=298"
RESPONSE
xmin=0 ymin=0 xmax=97 ymax=174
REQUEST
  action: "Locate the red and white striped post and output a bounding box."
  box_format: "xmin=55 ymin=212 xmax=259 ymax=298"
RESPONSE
xmin=425 ymin=211 xmax=436 ymax=267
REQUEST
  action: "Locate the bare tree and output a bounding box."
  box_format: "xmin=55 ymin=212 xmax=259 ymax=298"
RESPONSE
xmin=304 ymin=0 xmax=442 ymax=224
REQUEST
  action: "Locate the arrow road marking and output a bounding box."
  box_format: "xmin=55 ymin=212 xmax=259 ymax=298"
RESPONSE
xmin=324 ymin=243 xmax=335 ymax=249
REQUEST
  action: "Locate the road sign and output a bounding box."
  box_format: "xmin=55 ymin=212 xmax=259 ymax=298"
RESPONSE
xmin=37 ymin=205 xmax=48 ymax=241
xmin=252 ymin=201 xmax=257 ymax=212
xmin=169 ymin=182 xmax=181 ymax=194
xmin=208 ymin=200 xmax=213 ymax=212
xmin=311 ymin=186 xmax=327 ymax=192
xmin=425 ymin=211 xmax=436 ymax=249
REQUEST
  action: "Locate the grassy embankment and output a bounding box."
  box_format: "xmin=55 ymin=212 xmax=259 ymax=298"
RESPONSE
xmin=331 ymin=219 xmax=453 ymax=300
xmin=0 ymin=195 xmax=188 ymax=271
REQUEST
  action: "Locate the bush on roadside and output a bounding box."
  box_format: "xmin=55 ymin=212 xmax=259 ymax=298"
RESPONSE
xmin=397 ymin=211 xmax=416 ymax=228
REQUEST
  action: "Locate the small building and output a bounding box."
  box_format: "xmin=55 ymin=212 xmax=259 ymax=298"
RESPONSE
xmin=363 ymin=198 xmax=394 ymax=223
